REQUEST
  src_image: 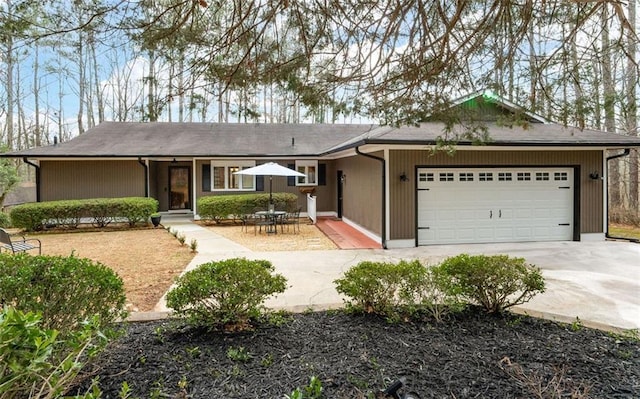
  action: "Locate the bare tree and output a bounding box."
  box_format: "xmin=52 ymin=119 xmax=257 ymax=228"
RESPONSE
xmin=625 ymin=0 xmax=638 ymax=209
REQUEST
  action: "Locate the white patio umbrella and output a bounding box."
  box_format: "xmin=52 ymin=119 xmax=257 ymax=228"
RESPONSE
xmin=233 ymin=162 xmax=305 ymax=204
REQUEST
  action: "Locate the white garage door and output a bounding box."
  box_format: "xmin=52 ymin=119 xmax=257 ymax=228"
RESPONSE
xmin=417 ymin=168 xmax=574 ymax=245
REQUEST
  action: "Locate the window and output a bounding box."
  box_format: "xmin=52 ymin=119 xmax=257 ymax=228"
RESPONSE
xmin=498 ymin=172 xmax=512 ymax=181
xmin=419 ymin=173 xmax=434 ymax=182
xmin=517 ymin=172 xmax=531 ymax=181
xmin=554 ymin=172 xmax=568 ymax=181
xmin=459 ymin=172 xmax=474 ymax=182
xmin=439 ymin=172 xmax=454 ymax=182
xmin=479 ymin=172 xmax=493 ymax=181
xmin=536 ymin=172 xmax=550 ymax=181
xmin=210 ymin=161 xmax=255 ymax=191
xmin=295 ymin=160 xmax=318 ymax=186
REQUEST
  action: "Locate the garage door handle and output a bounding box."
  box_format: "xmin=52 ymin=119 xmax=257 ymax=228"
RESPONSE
xmin=499 ymin=210 xmax=502 ymax=218
xmin=489 ymin=210 xmax=493 ymax=219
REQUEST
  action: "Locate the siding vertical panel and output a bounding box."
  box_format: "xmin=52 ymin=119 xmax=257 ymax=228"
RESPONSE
xmin=335 ymin=154 xmax=383 ymax=236
xmin=40 ymin=160 xmax=145 ymax=201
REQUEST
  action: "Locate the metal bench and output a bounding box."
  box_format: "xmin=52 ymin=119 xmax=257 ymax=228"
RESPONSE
xmin=0 ymin=228 xmax=41 ymax=254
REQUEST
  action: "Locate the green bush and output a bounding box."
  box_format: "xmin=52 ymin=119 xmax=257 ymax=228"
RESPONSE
xmin=7 ymin=202 xmax=48 ymax=231
xmin=9 ymin=197 xmax=158 ymax=231
xmin=0 ymin=253 xmax=128 ymax=332
xmin=434 ymin=254 xmax=545 ymax=313
xmin=166 ymin=258 xmax=287 ymax=330
xmin=197 ymin=193 xmax=298 ymax=222
xmin=0 ymin=211 xmax=10 ymax=228
xmin=0 ymin=307 xmax=107 ymax=399
xmin=334 ymin=260 xmax=450 ymax=319
xmin=118 ymin=197 xmax=158 ymax=226
xmin=334 ymin=260 xmax=418 ymax=316
xmin=400 ymin=264 xmax=466 ymax=322
xmin=335 ymin=260 xmax=467 ymax=322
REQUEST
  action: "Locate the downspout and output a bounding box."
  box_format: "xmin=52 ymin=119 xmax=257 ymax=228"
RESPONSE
xmin=605 ymin=149 xmax=633 ymax=240
xmin=22 ymin=158 xmax=40 ymax=202
xmin=138 ymin=157 xmax=149 ymax=197
xmin=355 ymin=146 xmax=387 ymax=249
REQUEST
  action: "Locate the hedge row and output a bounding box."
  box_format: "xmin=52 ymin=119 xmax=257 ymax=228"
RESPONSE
xmin=197 ymin=193 xmax=298 ymax=222
xmin=9 ymin=197 xmax=159 ymax=231
xmin=334 ymin=254 xmax=546 ymax=321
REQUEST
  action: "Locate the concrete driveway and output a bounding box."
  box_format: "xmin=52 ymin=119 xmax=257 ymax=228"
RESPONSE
xmin=160 ymin=218 xmax=640 ymax=331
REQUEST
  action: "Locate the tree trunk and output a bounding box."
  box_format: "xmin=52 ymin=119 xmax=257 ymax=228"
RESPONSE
xmin=5 ymin=29 xmax=14 ymax=148
xmin=571 ymin=22 xmax=585 ymax=130
xmin=625 ymin=0 xmax=638 ymax=209
xmin=91 ymin=39 xmax=105 ymax=124
xmin=33 ymin=42 xmax=41 ymax=147
xmin=602 ymin=5 xmax=620 ymax=208
xmin=147 ymin=50 xmax=157 ymax=122
xmin=77 ymin=32 xmax=86 ymax=134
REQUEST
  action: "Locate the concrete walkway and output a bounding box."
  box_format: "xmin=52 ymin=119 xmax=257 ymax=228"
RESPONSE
xmin=154 ymin=216 xmax=640 ymax=331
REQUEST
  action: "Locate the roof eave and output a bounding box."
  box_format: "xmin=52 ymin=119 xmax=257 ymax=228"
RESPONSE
xmin=324 ymin=138 xmax=640 ymax=153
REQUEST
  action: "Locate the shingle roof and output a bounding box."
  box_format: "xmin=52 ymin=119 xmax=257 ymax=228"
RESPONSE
xmin=5 ymin=119 xmax=640 ymax=159
xmin=368 ymin=122 xmax=640 ymax=146
xmin=8 ymin=122 xmax=379 ymax=158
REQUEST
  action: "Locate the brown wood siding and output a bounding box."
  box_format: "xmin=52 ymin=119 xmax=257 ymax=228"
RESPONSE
xmin=194 ymin=160 xmax=336 ymax=213
xmin=40 ymin=160 xmax=145 ymax=201
xmin=335 ymin=153 xmax=383 ymax=236
xmin=389 ymin=150 xmax=603 ymax=240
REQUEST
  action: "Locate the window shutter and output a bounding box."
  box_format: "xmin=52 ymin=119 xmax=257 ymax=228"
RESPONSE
xmin=202 ymin=164 xmax=211 ymax=191
xmin=256 ymin=175 xmax=264 ymax=191
xmin=287 ymin=163 xmax=296 ymax=186
xmin=318 ymin=163 xmax=326 ymax=186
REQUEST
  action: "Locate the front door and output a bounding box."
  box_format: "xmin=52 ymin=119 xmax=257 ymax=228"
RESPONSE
xmin=169 ymin=166 xmax=191 ymax=210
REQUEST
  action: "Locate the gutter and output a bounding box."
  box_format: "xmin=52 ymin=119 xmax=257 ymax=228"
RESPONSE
xmin=604 ymin=149 xmax=638 ymax=242
xmin=22 ymin=158 xmax=40 ymax=202
xmin=137 ymin=157 xmax=149 ymax=198
xmin=355 ymin=146 xmax=387 ymax=249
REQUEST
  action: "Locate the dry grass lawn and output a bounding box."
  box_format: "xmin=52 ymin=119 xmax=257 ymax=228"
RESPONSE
xmin=27 ymin=228 xmax=195 ymax=312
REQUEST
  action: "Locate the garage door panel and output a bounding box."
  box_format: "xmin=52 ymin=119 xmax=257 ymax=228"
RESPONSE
xmin=417 ymin=167 xmax=573 ymax=245
xmin=495 ymin=227 xmax=515 ymax=240
xmin=476 ymin=228 xmax=495 ymax=241
xmin=515 ymin=227 xmax=533 ymax=239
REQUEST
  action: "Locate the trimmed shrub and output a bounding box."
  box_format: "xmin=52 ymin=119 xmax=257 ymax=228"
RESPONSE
xmin=400 ymin=265 xmax=466 ymax=322
xmin=0 ymin=253 xmax=128 ymax=332
xmin=7 ymin=202 xmax=49 ymax=231
xmin=0 ymin=307 xmax=106 ymax=399
xmin=197 ymin=193 xmax=298 ymax=222
xmin=9 ymin=197 xmax=158 ymax=231
xmin=166 ymin=258 xmax=287 ymax=330
xmin=335 ymin=260 xmax=470 ymax=322
xmin=0 ymin=211 xmax=10 ymax=228
xmin=434 ymin=254 xmax=545 ymax=313
xmin=334 ymin=260 xmax=419 ymax=316
xmin=118 ymin=197 xmax=158 ymax=227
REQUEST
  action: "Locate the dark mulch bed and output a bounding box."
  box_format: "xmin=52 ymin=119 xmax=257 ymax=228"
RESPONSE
xmin=75 ymin=310 xmax=639 ymax=398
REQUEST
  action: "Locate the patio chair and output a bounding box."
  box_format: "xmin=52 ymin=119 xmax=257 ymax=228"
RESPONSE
xmin=281 ymin=207 xmax=302 ymax=234
xmin=0 ymin=228 xmax=41 ymax=254
xmin=240 ymin=213 xmax=258 ymax=233
xmin=254 ymin=209 xmax=276 ymax=235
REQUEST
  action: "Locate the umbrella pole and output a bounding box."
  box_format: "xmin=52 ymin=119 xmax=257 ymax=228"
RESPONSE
xmin=269 ymin=175 xmax=273 ymax=205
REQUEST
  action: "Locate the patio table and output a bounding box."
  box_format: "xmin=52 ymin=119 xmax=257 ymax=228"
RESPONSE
xmin=255 ymin=211 xmax=286 ymax=234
